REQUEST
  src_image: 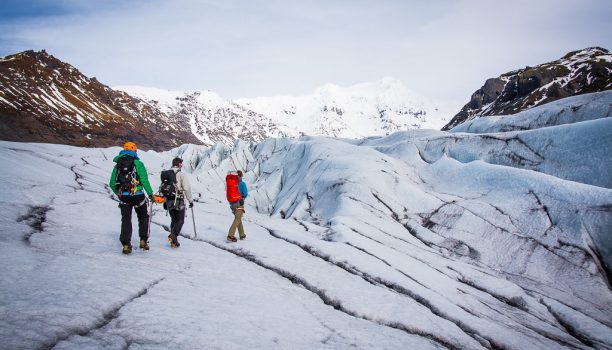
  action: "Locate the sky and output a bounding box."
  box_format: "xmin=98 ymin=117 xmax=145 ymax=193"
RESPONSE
xmin=0 ymin=0 xmax=610 ymax=105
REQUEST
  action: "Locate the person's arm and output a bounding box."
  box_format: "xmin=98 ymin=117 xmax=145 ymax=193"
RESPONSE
xmin=239 ymin=181 xmax=248 ymax=199
xmin=109 ymin=166 xmax=118 ymax=195
xmin=181 ymin=172 xmax=193 ymax=203
xmin=135 ymin=160 xmax=153 ymax=196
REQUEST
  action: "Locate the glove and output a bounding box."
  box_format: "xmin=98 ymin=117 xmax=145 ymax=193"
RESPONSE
xmin=239 ymin=199 xmax=244 ymax=206
xmin=189 ymin=202 xmax=194 ymax=208
xmin=149 ymin=194 xmax=154 ymax=201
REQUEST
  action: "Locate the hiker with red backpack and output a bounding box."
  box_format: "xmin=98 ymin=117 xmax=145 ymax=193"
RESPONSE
xmin=109 ymin=141 xmax=154 ymax=254
xmin=226 ymin=170 xmax=248 ymax=242
xmin=160 ymin=157 xmax=193 ymax=248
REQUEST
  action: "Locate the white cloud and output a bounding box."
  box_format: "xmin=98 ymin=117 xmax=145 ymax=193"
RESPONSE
xmin=1 ymin=0 xmax=610 ymax=104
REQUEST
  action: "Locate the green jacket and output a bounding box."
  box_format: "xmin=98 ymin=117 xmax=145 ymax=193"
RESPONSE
xmin=109 ymin=153 xmax=153 ymax=196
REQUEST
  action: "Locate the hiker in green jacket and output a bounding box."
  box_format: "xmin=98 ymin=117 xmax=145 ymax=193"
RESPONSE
xmin=109 ymin=141 xmax=154 ymax=254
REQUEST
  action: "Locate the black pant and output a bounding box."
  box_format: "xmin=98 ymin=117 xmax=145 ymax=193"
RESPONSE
xmin=169 ymin=209 xmax=185 ymax=237
xmin=119 ymin=194 xmax=149 ymax=246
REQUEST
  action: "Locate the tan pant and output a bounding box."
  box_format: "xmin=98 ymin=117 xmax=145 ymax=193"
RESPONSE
xmin=228 ymin=204 xmax=245 ymax=239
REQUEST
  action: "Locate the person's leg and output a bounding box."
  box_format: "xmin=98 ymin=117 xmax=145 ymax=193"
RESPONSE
xmin=228 ymin=206 xmax=240 ymax=240
xmin=171 ymin=209 xmax=185 ymax=237
xmin=168 ymin=210 xmax=176 ymax=234
xmin=169 ymin=209 xmax=178 ymax=239
xmin=135 ymin=201 xmax=149 ymax=241
xmin=119 ymin=203 xmax=133 ymax=246
xmin=236 ymin=209 xmax=245 ymax=239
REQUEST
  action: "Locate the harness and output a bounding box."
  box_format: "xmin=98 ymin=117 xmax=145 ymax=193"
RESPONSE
xmin=121 ymin=190 xmax=144 ymax=196
xmin=119 ymin=197 xmax=147 ymax=207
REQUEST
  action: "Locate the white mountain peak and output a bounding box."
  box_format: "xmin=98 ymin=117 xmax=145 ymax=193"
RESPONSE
xmin=235 ymin=77 xmax=449 ymax=136
xmin=115 ymin=77 xmax=451 ymax=142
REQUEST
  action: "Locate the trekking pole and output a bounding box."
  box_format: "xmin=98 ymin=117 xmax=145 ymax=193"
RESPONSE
xmin=147 ymin=196 xmax=153 ymax=241
xmin=191 ymin=204 xmax=197 ymax=239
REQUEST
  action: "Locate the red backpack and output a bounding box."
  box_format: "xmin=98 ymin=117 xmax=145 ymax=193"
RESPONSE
xmin=226 ymin=173 xmax=242 ymax=203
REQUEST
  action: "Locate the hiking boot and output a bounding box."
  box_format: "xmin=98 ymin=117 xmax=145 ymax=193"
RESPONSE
xmin=168 ymin=234 xmax=180 ymax=248
xmin=139 ymin=239 xmax=149 ymax=250
xmin=122 ymin=244 xmax=132 ymax=254
xmin=227 ymin=235 xmax=237 ymax=243
xmin=239 ymin=235 xmax=246 ymax=240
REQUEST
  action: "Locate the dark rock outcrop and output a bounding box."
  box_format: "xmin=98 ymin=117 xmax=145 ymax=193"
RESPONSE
xmin=442 ymin=47 xmax=612 ymax=130
xmin=0 ymin=50 xmax=200 ymax=150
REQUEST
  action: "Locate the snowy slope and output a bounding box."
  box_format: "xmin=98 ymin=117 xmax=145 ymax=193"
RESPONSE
xmin=450 ymin=91 xmax=612 ymax=133
xmin=1 ymin=99 xmax=611 ymax=349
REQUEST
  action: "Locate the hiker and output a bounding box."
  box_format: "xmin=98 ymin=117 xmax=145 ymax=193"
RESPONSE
xmin=161 ymin=157 xmax=193 ymax=248
xmin=109 ymin=141 xmax=154 ymax=254
xmin=226 ymin=170 xmax=248 ymax=242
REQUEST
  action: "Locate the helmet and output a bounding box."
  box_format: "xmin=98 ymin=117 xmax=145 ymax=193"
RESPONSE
xmin=152 ymin=194 xmax=165 ymax=204
xmin=123 ymin=141 xmax=137 ymax=152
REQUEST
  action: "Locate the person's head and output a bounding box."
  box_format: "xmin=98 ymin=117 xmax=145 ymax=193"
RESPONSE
xmin=237 ymin=170 xmax=243 ymax=178
xmin=123 ymin=141 xmax=137 ymax=152
xmin=172 ymin=157 xmax=183 ymax=168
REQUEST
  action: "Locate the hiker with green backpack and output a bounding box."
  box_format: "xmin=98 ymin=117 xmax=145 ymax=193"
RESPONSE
xmin=159 ymin=157 xmax=193 ymax=248
xmin=109 ymin=141 xmax=154 ymax=254
xmin=226 ymin=170 xmax=248 ymax=242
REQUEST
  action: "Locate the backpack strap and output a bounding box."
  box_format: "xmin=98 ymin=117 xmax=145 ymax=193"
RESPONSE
xmin=174 ymin=169 xmax=185 ymax=197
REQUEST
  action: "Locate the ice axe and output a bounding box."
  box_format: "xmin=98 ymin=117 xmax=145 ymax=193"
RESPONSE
xmin=146 ymin=195 xmax=153 ymax=241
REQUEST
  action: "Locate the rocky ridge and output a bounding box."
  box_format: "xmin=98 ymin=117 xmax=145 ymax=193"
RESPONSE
xmin=442 ymin=47 xmax=612 ymax=130
xmin=118 ymin=86 xmax=293 ymax=146
xmin=0 ymin=50 xmax=201 ymax=150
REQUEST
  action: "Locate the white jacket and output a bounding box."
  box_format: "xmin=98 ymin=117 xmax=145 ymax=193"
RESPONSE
xmin=173 ymin=167 xmax=193 ymax=203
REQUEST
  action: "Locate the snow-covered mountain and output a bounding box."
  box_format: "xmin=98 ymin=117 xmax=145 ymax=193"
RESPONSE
xmin=114 ymin=86 xmax=293 ymax=146
xmin=1 ymin=91 xmax=610 ymax=349
xmin=442 ymin=47 xmax=612 ymax=130
xmin=117 ymin=77 xmax=450 ymax=142
xmin=0 ymin=49 xmax=449 ymax=149
xmin=234 ymin=77 xmax=450 ymax=137
xmin=0 ymin=50 xmax=200 ymax=150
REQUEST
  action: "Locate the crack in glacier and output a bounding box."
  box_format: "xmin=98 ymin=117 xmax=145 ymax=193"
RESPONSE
xmin=345 ymin=242 xmax=392 ymax=267
xmin=447 ymin=267 xmax=528 ymax=311
xmin=182 ymin=234 xmax=459 ymax=349
xmin=423 ymin=198 xmax=597 ymax=276
xmin=370 ymin=192 xmax=400 ymax=221
xmin=527 ymin=190 xmax=554 ymax=228
xmin=345 ymin=195 xmax=389 ymax=218
xmin=263 ymin=227 xmax=498 ymax=349
xmin=41 ymin=278 xmax=165 ymax=350
xmin=344 ymin=227 xmax=589 ymax=349
xmin=370 ymin=192 xmax=454 ymax=257
xmin=294 ymin=218 xmax=310 ymax=232
xmin=582 ymin=223 xmax=612 ymax=290
xmin=539 ymin=299 xmax=595 ymax=348
xmin=346 ymin=224 xmax=451 ymax=277
xmin=69 ymin=164 xmax=85 ymax=191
